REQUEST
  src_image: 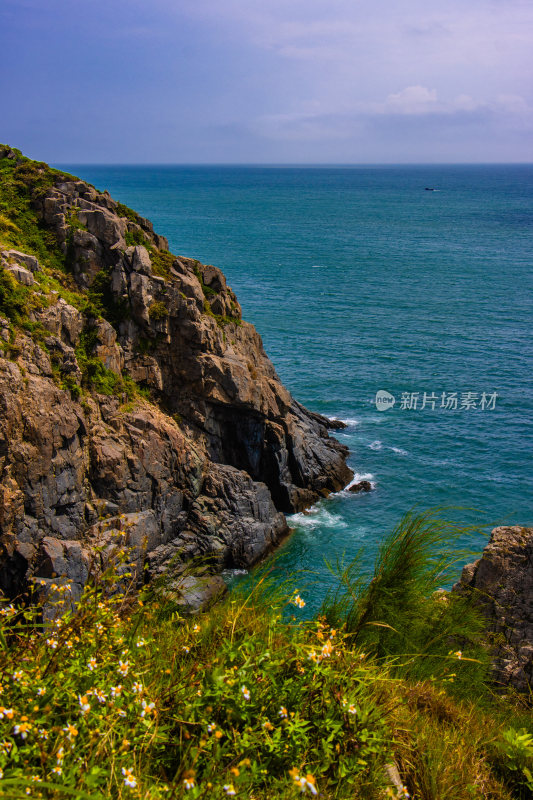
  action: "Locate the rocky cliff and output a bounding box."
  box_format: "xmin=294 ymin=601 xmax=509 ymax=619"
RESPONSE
xmin=453 ymin=525 xmax=533 ymax=693
xmin=0 ymin=145 xmax=352 ymax=608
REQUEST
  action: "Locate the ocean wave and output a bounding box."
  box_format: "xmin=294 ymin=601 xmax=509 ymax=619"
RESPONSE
xmin=327 ymin=416 xmax=360 ymax=427
xmin=369 ymin=440 xmax=382 ymax=450
xmin=390 ymin=446 xmax=408 ymax=455
xmin=289 ymin=506 xmax=348 ymax=531
xmin=342 ymin=473 xmax=377 ymax=492
xmin=221 ymin=568 xmax=249 ymax=579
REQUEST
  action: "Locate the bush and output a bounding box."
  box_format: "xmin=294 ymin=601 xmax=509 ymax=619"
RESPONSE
xmin=321 ymin=509 xmax=491 ymax=695
xmin=0 ymin=264 xmax=29 ymax=322
xmin=0 ymin=564 xmax=393 ymax=799
xmin=148 ymin=301 xmax=168 ymax=322
xmin=0 ymin=513 xmax=529 ymax=799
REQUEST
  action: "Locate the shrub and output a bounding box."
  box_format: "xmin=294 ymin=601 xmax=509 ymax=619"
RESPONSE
xmin=0 ymin=264 xmax=29 ymax=322
xmin=148 ymin=301 xmax=168 ymax=322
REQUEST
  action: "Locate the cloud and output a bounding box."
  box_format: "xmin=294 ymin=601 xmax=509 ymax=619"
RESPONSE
xmin=365 ymin=86 xmax=532 ymax=117
xmin=384 ymin=86 xmax=438 ymax=114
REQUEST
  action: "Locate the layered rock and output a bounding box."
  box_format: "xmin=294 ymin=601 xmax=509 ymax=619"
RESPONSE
xmin=453 ymin=526 xmax=533 ymax=693
xmin=0 ymin=146 xmax=352 ymax=607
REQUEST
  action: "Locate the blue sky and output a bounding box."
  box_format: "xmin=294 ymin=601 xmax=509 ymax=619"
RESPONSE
xmin=1 ymin=0 xmax=532 ymax=163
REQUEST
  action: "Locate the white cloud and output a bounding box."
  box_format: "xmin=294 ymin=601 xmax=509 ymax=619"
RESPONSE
xmin=384 ymin=86 xmax=438 ymax=114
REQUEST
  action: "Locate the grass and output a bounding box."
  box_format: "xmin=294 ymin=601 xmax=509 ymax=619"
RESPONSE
xmin=0 ymin=513 xmax=531 ymax=799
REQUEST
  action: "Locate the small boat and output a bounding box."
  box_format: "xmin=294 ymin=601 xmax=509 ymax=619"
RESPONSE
xmin=424 ymin=187 xmax=436 ymax=191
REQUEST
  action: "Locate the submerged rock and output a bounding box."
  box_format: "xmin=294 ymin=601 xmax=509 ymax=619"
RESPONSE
xmin=453 ymin=525 xmax=533 ymax=693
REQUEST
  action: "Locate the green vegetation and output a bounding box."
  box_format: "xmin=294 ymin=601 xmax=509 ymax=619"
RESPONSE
xmin=322 ymin=510 xmax=491 ymax=693
xmin=86 ymin=269 xmax=130 ymax=328
xmin=0 ymin=513 xmax=531 ymax=799
xmin=204 ymin=300 xmax=242 ymax=328
xmin=0 ymin=265 xmax=30 ymax=323
xmin=150 ymin=249 xmax=175 ymax=280
xmin=66 ymin=210 xmax=87 ymax=232
xmin=193 ymin=263 xmax=217 ymax=298
xmin=148 ymin=301 xmax=169 ymax=322
xmin=125 ymin=229 xmax=150 ymax=248
xmin=74 ymin=324 xmax=145 ymax=400
xmin=116 ymin=202 xmax=142 ymax=224
xmin=0 ymin=145 xmax=74 ymax=273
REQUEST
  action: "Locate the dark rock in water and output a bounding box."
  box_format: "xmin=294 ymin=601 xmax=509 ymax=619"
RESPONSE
xmin=325 ymin=418 xmax=347 ymax=430
xmin=0 ymin=147 xmax=354 ymax=612
xmin=453 ymin=525 xmax=533 ymax=693
xmin=348 ymin=480 xmax=372 ymax=493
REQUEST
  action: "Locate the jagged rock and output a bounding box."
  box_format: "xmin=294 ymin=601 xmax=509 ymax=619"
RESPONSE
xmin=453 ymin=525 xmax=533 ymax=693
xmin=39 ymin=299 xmax=84 ymax=348
xmin=131 ymin=245 xmax=152 ymax=275
xmin=348 ymin=480 xmax=372 ymax=493
xmin=5 ymin=249 xmax=40 ymax=273
xmin=0 ymin=152 xmax=353 ymax=612
xmin=5 ymin=264 xmax=34 ymax=286
xmin=93 ymin=318 xmax=124 ymax=374
xmin=167 ymin=574 xmax=227 ymax=615
xmin=70 ymin=228 xmax=105 ymax=287
xmin=77 ymin=207 xmax=127 ymax=250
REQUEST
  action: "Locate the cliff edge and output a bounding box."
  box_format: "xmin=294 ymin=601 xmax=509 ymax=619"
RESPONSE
xmin=0 ymin=146 xmax=352 ymax=608
xmin=453 ymin=525 xmax=533 ymax=693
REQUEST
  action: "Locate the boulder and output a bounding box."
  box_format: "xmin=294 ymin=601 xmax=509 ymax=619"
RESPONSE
xmin=6 ymin=249 xmax=40 ymax=273
xmin=6 ymin=264 xmax=34 ymax=286
xmin=349 ymin=480 xmax=372 ymax=493
xmin=453 ymin=525 xmax=533 ymax=692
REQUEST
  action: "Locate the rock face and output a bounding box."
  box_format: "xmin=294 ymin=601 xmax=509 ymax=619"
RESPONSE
xmin=0 ymin=147 xmax=352 ymax=608
xmin=453 ymin=526 xmax=533 ymax=693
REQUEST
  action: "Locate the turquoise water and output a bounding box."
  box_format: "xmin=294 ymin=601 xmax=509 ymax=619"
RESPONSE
xmin=59 ymin=164 xmax=533 ymax=613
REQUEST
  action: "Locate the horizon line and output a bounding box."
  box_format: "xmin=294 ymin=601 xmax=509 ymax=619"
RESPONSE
xmin=54 ymin=161 xmax=533 ymax=168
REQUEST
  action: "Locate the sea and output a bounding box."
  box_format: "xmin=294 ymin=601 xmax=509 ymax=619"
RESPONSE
xmin=58 ymin=163 xmax=533 ymax=615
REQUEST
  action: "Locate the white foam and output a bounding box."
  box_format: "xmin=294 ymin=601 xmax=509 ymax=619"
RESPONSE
xmin=221 ymin=568 xmax=248 ymax=579
xmin=327 ymin=416 xmax=360 ymax=427
xmin=341 ymin=473 xmax=377 ymax=493
xmin=369 ymin=440 xmax=382 ymax=450
xmin=289 ymin=506 xmax=348 ymax=532
xmin=390 ymin=446 xmax=408 ymax=455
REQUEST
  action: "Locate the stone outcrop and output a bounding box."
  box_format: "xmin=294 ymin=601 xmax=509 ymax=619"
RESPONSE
xmin=453 ymin=526 xmax=533 ymax=693
xmin=348 ymin=480 xmax=372 ymax=493
xmin=0 ymin=147 xmax=352 ymax=608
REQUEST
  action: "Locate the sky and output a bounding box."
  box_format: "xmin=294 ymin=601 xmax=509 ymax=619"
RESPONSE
xmin=1 ymin=0 xmax=532 ymax=163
